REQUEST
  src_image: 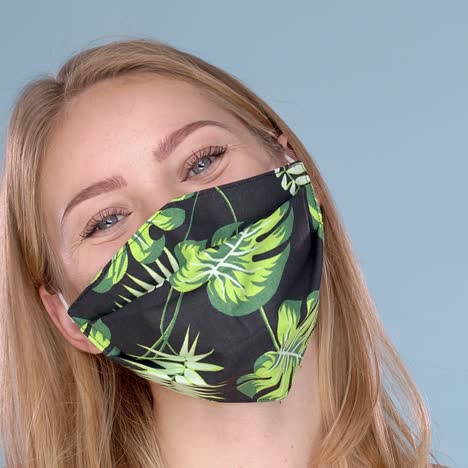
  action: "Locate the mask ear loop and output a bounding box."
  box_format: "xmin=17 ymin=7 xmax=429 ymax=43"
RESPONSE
xmin=268 ymin=129 xmax=297 ymax=164
xmin=284 ymin=153 xmax=296 ymax=164
xmin=57 ymin=291 xmax=76 ymax=323
xmin=57 ymin=291 xmax=69 ymax=310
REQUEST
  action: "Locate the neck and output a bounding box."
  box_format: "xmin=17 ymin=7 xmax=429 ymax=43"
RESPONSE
xmin=151 ymin=334 xmax=322 ymax=468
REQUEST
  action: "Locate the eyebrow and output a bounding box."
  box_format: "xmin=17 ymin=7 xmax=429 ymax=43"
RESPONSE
xmin=152 ymin=119 xmax=230 ymax=161
xmin=60 ymin=119 xmax=230 ymax=228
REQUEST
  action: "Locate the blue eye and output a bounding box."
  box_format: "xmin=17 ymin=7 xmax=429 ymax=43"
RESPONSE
xmin=80 ymin=208 xmax=128 ymax=239
xmin=80 ymin=145 xmax=227 ymax=240
xmin=184 ymin=144 xmax=227 ymax=180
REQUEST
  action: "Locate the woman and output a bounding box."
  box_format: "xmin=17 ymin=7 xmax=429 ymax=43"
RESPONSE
xmin=0 ymin=38 xmax=444 ymax=467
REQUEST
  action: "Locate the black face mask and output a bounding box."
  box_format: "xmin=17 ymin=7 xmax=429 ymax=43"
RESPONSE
xmin=58 ymin=157 xmax=324 ymax=403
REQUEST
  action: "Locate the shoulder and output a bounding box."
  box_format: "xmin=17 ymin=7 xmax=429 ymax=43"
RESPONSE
xmin=431 ymin=464 xmax=449 ymax=468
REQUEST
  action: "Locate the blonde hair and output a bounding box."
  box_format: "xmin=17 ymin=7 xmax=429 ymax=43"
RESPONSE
xmin=0 ymin=38 xmax=439 ymax=467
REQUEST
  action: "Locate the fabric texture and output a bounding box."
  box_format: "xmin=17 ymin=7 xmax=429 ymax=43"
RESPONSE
xmin=64 ymin=159 xmax=325 ymax=402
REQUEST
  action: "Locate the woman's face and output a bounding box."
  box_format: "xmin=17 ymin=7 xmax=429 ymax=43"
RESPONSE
xmin=38 ymin=73 xmax=288 ymax=353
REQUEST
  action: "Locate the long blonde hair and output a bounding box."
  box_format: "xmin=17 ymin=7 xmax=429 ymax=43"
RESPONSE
xmin=0 ymin=38 xmax=438 ymax=467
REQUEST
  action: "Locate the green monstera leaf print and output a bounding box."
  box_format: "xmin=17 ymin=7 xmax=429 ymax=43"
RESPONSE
xmin=92 ymin=249 xmax=129 ymax=294
xmin=236 ymin=290 xmax=319 ymax=401
xmin=71 ymin=317 xmax=120 ymax=356
xmin=169 ymin=201 xmax=294 ymax=316
xmin=120 ymin=325 xmax=226 ymax=400
xmin=92 ymin=207 xmax=186 ymax=293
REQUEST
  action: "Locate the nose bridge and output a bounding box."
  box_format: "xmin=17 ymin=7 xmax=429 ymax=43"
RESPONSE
xmin=137 ymin=174 xmax=188 ymax=221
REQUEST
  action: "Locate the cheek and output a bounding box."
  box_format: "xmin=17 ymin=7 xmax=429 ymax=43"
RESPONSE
xmin=61 ymin=251 xmax=107 ymax=299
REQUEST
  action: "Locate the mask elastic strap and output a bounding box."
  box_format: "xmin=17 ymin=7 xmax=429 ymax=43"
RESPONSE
xmin=57 ymin=291 xmax=69 ymax=309
xmin=284 ymin=153 xmax=296 ymax=164
xmin=57 ymin=291 xmax=77 ymax=323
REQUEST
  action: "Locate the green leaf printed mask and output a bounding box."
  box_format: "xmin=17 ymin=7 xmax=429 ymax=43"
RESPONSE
xmin=58 ymin=159 xmax=324 ymax=402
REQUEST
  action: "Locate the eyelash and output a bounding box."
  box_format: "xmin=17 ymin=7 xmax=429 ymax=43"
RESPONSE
xmin=80 ymin=144 xmax=228 ymax=239
xmin=182 ymin=144 xmax=228 ymax=180
xmin=79 ymin=207 xmax=128 ymax=239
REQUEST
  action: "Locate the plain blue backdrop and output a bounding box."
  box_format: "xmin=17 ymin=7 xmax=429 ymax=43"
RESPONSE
xmin=0 ymin=1 xmax=466 ymax=467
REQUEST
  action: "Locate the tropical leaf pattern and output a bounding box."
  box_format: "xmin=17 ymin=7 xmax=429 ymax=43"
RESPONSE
xmin=120 ymin=325 xmax=226 ymax=400
xmin=169 ymin=202 xmax=293 ymax=316
xmin=71 ymin=317 xmax=120 ymax=356
xmin=236 ymin=290 xmax=319 ymax=401
xmin=67 ymin=160 xmax=325 ymax=402
xmin=92 ymin=207 xmax=185 ymax=293
xmin=274 ymin=161 xmax=311 ymax=195
xmin=305 ymin=184 xmax=324 ymax=241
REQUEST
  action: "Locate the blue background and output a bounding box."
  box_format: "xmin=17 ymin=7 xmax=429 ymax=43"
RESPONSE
xmin=0 ymin=2 xmax=466 ymax=466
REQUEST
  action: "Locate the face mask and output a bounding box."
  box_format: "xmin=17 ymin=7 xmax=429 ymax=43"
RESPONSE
xmin=58 ymin=156 xmax=324 ymax=402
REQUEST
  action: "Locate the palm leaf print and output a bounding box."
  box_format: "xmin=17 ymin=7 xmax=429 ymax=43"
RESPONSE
xmin=120 ymin=325 xmax=226 ymax=400
xmin=92 ymin=207 xmax=185 ymax=293
xmin=274 ymin=162 xmax=311 ymax=196
xmin=112 ymin=247 xmax=180 ymax=311
xmin=236 ymin=290 xmax=319 ymax=401
xmin=168 ymin=201 xmax=294 ymax=316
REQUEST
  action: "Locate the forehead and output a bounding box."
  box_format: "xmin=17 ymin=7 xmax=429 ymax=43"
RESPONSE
xmin=40 ymin=74 xmax=239 ymax=188
xmin=51 ymin=73 xmax=229 ymax=143
xmin=38 ymin=74 xmax=246 ymax=241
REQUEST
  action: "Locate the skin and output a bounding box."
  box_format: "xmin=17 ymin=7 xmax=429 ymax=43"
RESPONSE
xmin=38 ymin=74 xmax=323 ymax=467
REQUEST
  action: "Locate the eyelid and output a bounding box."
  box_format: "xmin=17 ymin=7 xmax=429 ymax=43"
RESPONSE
xmin=182 ymin=144 xmax=228 ymax=180
xmin=178 ymin=142 xmax=229 ymax=182
xmin=80 ymin=207 xmax=130 ymax=239
xmin=79 ymin=142 xmax=229 ymax=240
